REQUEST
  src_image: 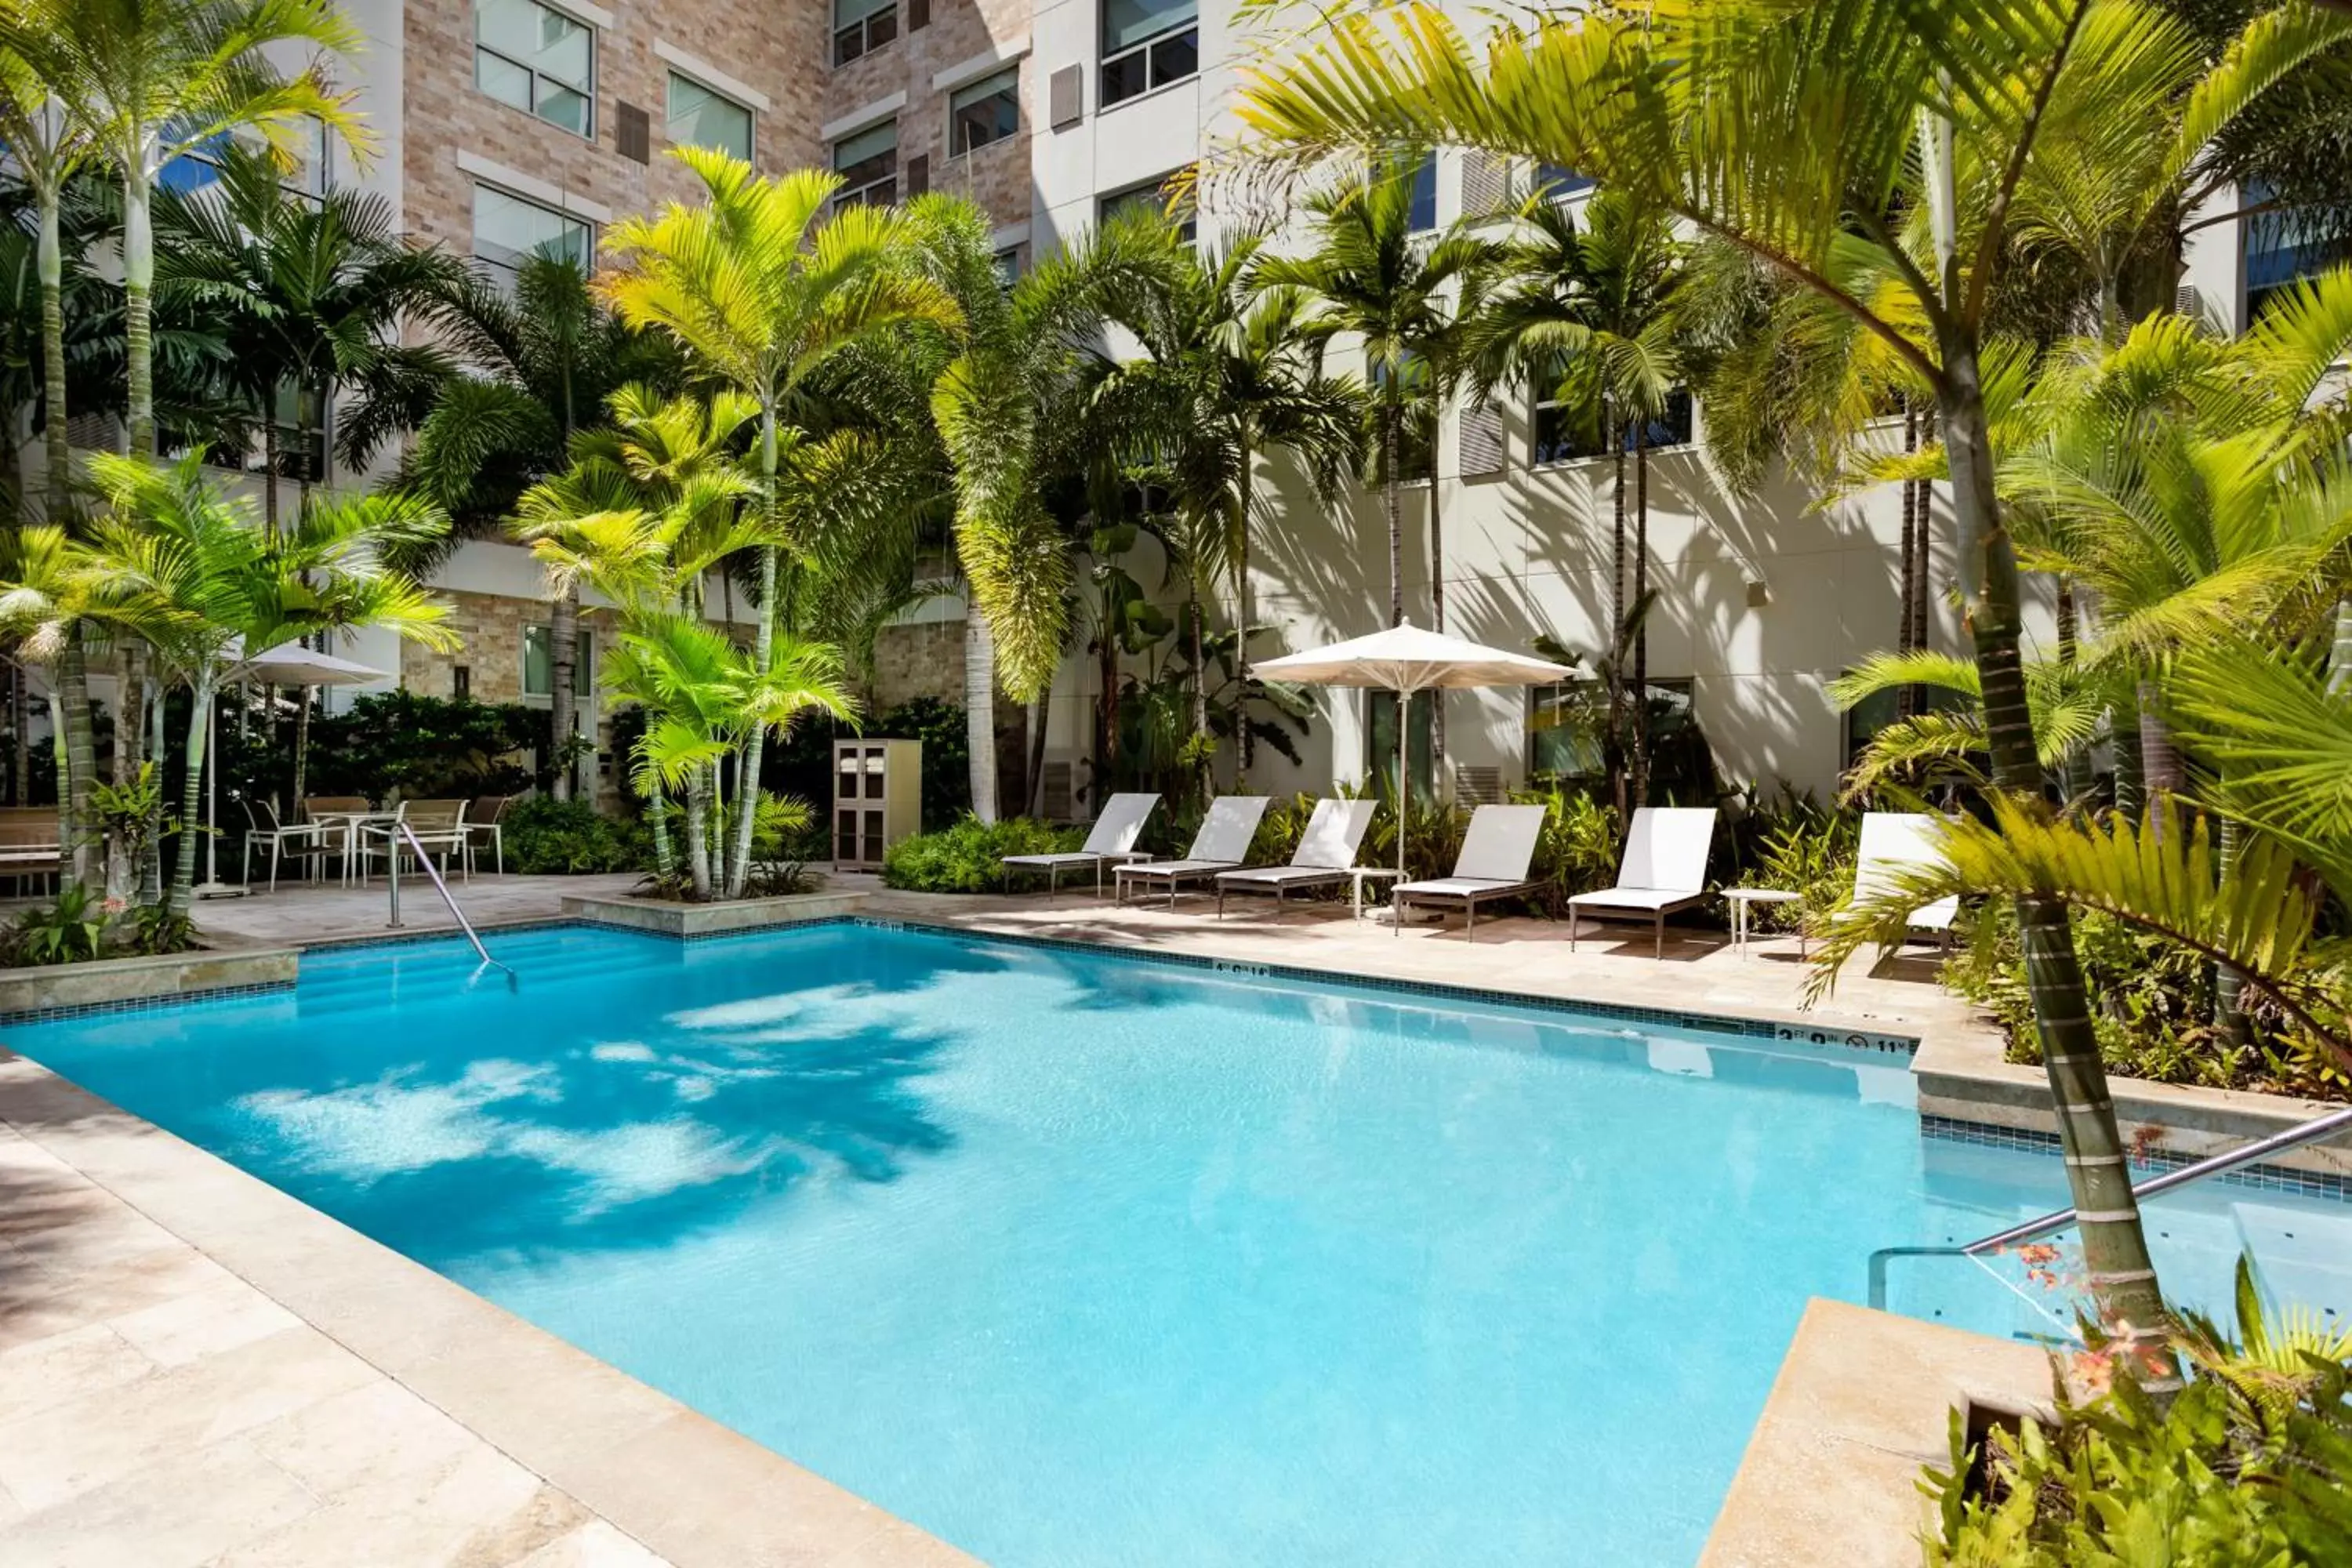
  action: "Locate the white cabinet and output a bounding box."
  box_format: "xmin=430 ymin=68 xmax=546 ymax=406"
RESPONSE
xmin=832 ymin=739 xmax=921 ymax=869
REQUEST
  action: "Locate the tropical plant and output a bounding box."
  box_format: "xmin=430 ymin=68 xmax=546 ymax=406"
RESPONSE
xmin=601 ymin=149 xmax=959 ymax=891
xmin=82 ymin=452 xmax=456 ymax=916
xmin=922 ymin=198 xmax=1176 ymax=818
xmin=2 ymin=880 xmax=108 ymax=964
xmin=0 ymin=6 xmax=99 ymax=521
xmin=1471 ymin=187 xmax=1686 ymax=811
xmin=15 ymin=0 xmax=366 ymax=459
xmin=1260 ymin=153 xmax=1486 ymax=639
xmin=1233 ymin=0 xmax=2267 ymax=1358
xmin=1923 ymin=1257 xmax=2352 ymax=1564
xmin=501 ymin=795 xmax=645 ymax=876
xmin=880 ymin=813 xmax=1083 ymax=894
xmin=1089 ymin=223 xmax=1363 ymax=800
xmin=404 ymin=254 xmax=679 ymax=802
xmin=0 ymin=521 xmax=115 ymax=884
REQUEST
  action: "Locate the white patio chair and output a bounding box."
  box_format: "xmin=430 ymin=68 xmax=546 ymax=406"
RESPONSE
xmin=1854 ymin=811 xmax=1962 ymax=947
xmin=238 ymin=797 xmax=329 ymax=892
xmin=1214 ymin=798 xmax=1378 ymax=918
xmin=1001 ymin=792 xmax=1160 ymax=895
xmin=1391 ymin=802 xmax=1549 ymax=942
xmin=1113 ymin=795 xmax=1272 ymax=908
xmin=1566 ymin=806 xmax=1719 ymax=958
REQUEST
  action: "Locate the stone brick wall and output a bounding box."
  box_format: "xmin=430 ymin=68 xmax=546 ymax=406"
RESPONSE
xmin=405 ymin=0 xmax=830 ymax=266
xmin=397 ymin=588 xmax=626 ymax=805
xmin=822 ymin=0 xmax=1035 ymax=232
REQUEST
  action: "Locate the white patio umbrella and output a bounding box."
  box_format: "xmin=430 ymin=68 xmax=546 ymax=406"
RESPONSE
xmin=1251 ymin=621 xmax=1577 ymax=877
xmin=197 ymin=638 xmax=390 ymax=895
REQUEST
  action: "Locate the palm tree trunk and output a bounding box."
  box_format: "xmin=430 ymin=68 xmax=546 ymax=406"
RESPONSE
xmin=1940 ymin=336 xmax=2173 ymax=1385
xmin=682 ymin=768 xmax=712 ymax=900
xmin=262 ymin=423 xmax=280 ymax=536
xmin=2214 ymin=813 xmax=2249 ymax=1045
xmin=167 ymin=675 xmax=215 ymax=917
xmin=1896 ymin=406 xmax=1919 ymax=718
xmin=290 ymin=684 xmax=312 ymax=806
xmin=1428 ymin=455 xmax=1446 ymax=787
xmin=9 ymin=662 xmax=27 ymax=806
xmin=2138 ymin=680 xmax=2184 ymax=838
xmin=2111 ymin=686 xmax=2145 ymax=817
xmin=118 ymin=645 xmax=144 ymax=784
xmin=647 ymin=784 xmax=674 ymax=879
xmin=38 ymin=183 xmax=68 ymax=518
xmin=56 ymin=630 xmax=97 ymax=890
xmin=1630 ymin=420 xmax=1651 ymax=810
xmin=549 ymin=587 xmax=578 ymax=801
xmin=1909 ymin=474 xmax=1931 ymax=657
xmin=2329 ymin=597 xmax=2352 ymax=695
xmin=1383 ymin=393 xmax=1403 ymax=627
xmin=1025 ymin=694 xmax=1048 ymax=816
xmin=1188 ymin=589 xmax=1210 ymax=809
xmin=1606 ymin=412 xmax=1628 ymax=821
xmin=2056 ymin=580 xmax=2089 ymax=806
xmin=140 ymin=684 xmax=164 ymax=906
xmin=723 ymin=412 xmax=782 ymax=897
xmin=122 ymin=167 xmax=156 ymax=456
xmin=964 ymin=604 xmax=1000 ymax=822
xmin=1236 ymin=444 xmax=1255 ymax=784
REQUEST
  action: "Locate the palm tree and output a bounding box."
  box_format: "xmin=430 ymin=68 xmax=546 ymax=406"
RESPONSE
xmin=602 ymin=148 xmax=959 ymax=890
xmin=81 ymin=452 xmax=456 ymax=916
xmin=922 ymin=199 xmax=1175 ymax=820
xmin=158 ymin=145 xmax=462 ymax=530
xmin=404 ymin=255 xmax=676 ymax=801
xmin=1232 ymin=0 xmax=2286 ymax=1374
xmin=1089 ymin=227 xmax=1363 ymax=800
xmin=1260 ymin=154 xmax=1486 ymax=637
xmin=0 ymin=521 xmax=120 ymax=877
xmin=1470 ymin=188 xmax=1685 ymax=812
xmin=24 ymin=0 xmax=365 ymax=459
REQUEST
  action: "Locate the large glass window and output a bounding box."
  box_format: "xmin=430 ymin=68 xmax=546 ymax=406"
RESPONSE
xmin=1533 ymin=387 xmax=1695 ymax=467
xmin=1101 ymin=0 xmax=1196 ymax=107
xmin=524 ymin=625 xmax=594 ymax=699
xmin=833 ymin=0 xmax=897 ymax=65
xmin=474 ymin=0 xmax=593 ymax=136
xmin=1534 ymin=162 xmax=1596 ymax=200
xmin=832 ymin=121 xmax=898 ymax=209
xmin=2242 ymin=178 xmax=2339 ymax=323
xmin=1526 ymin=678 xmax=1698 ymax=789
xmin=1100 ymin=166 xmax=1196 ymax=244
xmin=949 ymin=67 xmax=1019 ymax=156
xmin=472 ymin=185 xmax=591 ymax=289
xmin=160 ymin=120 xmax=328 ymax=201
xmin=666 ymin=73 xmax=752 ymax=159
xmin=1392 ymin=151 xmax=1437 ymax=233
xmin=1365 ymin=691 xmax=1434 ymax=800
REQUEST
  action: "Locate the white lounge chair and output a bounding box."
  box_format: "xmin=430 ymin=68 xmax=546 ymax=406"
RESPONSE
xmin=1002 ymin=791 xmax=1160 ymax=895
xmin=1214 ymin=798 xmax=1379 ymax=918
xmin=1114 ymin=795 xmax=1272 ymax=907
xmin=1566 ymin=806 xmax=1719 ymax=958
xmin=1856 ymin=811 xmax=1962 ymax=946
xmin=1391 ymin=803 xmax=1548 ymax=942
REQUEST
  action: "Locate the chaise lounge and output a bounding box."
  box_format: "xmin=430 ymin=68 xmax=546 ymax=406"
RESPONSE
xmin=1002 ymin=791 xmax=1160 ymax=896
xmin=1854 ymin=811 xmax=1962 ymax=948
xmin=1113 ymin=795 xmax=1271 ymax=908
xmin=1389 ymin=803 xmax=1548 ymax=942
xmin=1213 ymin=798 xmax=1378 ymax=918
xmin=1565 ymin=806 xmax=1719 ymax=959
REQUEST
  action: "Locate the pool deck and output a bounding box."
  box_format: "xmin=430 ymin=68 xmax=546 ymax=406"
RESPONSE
xmin=0 ymin=875 xmax=1980 ymax=1566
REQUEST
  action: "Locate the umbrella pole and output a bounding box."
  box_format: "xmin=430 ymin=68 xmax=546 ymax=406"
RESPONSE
xmin=1396 ymin=684 xmax=1409 ymax=880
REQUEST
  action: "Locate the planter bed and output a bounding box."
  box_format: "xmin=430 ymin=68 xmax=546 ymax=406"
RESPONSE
xmin=0 ymin=944 xmax=299 ymax=1018
xmin=557 ymin=889 xmax=869 ymax=938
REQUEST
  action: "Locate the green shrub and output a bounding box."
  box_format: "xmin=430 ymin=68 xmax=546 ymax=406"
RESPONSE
xmin=1925 ymin=1260 xmax=2352 ymax=1565
xmin=0 ymin=884 xmax=201 ymax=967
xmin=882 ymin=815 xmax=1083 ymax=893
xmin=1723 ymin=793 xmax=1858 ymax=933
xmin=503 ymin=797 xmax=647 ymax=875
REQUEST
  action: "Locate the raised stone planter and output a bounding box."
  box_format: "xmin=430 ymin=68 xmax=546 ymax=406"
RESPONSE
xmin=1913 ymin=1026 xmax=2352 ymax=1180
xmin=558 ymin=889 xmax=869 ymax=938
xmin=0 ymin=944 xmax=299 ymax=1017
xmin=1701 ymin=1300 xmax=2049 ymax=1567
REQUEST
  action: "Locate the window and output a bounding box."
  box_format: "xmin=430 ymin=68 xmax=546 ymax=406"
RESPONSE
xmin=666 ymin=73 xmax=752 ymax=159
xmin=472 ymin=185 xmax=592 ymax=289
xmin=1101 ymin=0 xmax=1196 ymax=107
xmin=1534 ymin=162 xmax=1595 ymax=200
xmin=475 ymin=0 xmax=594 ymax=136
xmin=160 ymin=120 xmax=328 ymax=201
xmin=833 ymin=0 xmax=897 ymax=65
xmin=1526 ymin=677 xmax=1697 ymax=786
xmin=993 ymin=244 xmax=1025 ymax=283
xmin=524 ymin=625 xmax=594 ymax=699
xmin=2242 ymin=178 xmax=2339 ymax=324
xmin=832 ymin=121 xmax=898 ymax=209
xmin=1393 ymin=151 xmax=1438 ymax=233
xmin=1100 ymin=167 xmax=1195 ymax=244
xmin=1366 ymin=691 xmax=1434 ymax=799
xmin=949 ymin=67 xmax=1019 ymax=156
xmin=1533 ymin=387 xmax=1694 ymax=466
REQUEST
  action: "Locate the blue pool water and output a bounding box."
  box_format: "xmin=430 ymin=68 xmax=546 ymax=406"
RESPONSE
xmin=9 ymin=922 xmax=2350 ymax=1566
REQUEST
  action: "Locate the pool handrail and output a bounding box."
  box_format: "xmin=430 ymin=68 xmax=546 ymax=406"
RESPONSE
xmin=386 ymin=819 xmax=517 ymax=989
xmin=1868 ymin=1101 xmax=2352 ymax=1308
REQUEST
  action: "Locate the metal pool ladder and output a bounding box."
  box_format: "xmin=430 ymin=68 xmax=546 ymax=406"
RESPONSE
xmin=385 ymin=821 xmax=518 ymax=990
xmin=1870 ymin=1102 xmax=2352 ymax=1310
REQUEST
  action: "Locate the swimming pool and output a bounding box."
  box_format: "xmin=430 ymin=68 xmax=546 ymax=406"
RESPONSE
xmin=9 ymin=921 xmax=2349 ymax=1566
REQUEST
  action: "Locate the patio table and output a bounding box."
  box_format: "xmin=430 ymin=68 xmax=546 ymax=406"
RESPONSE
xmin=306 ymin=810 xmax=401 ymax=887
